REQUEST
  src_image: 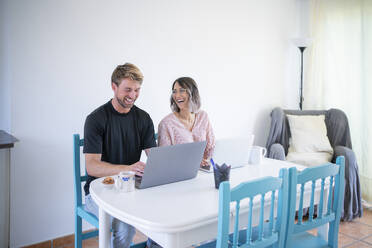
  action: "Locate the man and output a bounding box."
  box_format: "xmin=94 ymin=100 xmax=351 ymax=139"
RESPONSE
xmin=83 ymin=63 xmax=157 ymax=248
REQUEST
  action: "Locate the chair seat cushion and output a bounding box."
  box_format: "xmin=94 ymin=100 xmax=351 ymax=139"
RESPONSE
xmin=286 ymin=151 xmax=333 ymax=167
xmin=287 ymin=232 xmax=330 ymax=248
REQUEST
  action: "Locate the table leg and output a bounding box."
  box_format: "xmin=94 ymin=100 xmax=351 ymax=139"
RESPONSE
xmin=0 ymin=149 xmax=10 ymax=248
xmin=99 ymin=207 xmax=110 ymax=248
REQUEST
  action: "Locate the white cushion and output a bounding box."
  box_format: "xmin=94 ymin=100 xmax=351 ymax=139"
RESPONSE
xmin=286 ymin=114 xmax=333 ymax=166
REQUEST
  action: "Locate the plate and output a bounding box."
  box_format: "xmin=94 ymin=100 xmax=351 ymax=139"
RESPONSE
xmin=102 ymin=177 xmax=115 ymax=189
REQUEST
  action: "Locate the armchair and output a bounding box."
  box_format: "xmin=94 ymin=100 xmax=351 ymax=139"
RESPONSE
xmin=266 ymin=107 xmax=362 ymax=221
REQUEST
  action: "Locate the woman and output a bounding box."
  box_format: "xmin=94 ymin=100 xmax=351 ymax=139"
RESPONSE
xmin=158 ymin=77 xmax=215 ymax=167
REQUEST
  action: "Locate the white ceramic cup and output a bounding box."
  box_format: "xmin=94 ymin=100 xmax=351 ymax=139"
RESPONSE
xmin=249 ymin=146 xmax=267 ymax=164
xmin=115 ymin=171 xmax=135 ymax=192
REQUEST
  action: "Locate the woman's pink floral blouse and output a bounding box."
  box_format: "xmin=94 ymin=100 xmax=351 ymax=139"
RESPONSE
xmin=158 ymin=110 xmax=215 ymax=161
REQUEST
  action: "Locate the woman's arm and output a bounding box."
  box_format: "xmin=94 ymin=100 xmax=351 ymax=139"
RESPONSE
xmin=203 ymin=113 xmax=216 ymax=162
xmin=157 ymin=121 xmax=173 ymax=147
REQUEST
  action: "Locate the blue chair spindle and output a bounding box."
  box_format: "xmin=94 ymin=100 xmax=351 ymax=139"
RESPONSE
xmin=317 ymin=178 xmax=325 ymax=218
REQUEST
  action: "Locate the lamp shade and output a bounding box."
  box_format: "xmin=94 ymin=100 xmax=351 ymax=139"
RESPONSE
xmin=292 ymin=38 xmax=312 ymax=48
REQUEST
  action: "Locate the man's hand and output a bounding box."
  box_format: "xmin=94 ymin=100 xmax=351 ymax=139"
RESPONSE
xmin=128 ymin=161 xmax=146 ymax=176
xmin=85 ymin=153 xmax=146 ymax=177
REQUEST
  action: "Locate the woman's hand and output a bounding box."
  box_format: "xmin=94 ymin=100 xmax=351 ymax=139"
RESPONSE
xmin=200 ymin=159 xmax=209 ymax=167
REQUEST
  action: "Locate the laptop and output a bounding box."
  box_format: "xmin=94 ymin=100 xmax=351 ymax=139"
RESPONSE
xmin=200 ymin=135 xmax=255 ymax=173
xmin=135 ymin=141 xmax=207 ymax=189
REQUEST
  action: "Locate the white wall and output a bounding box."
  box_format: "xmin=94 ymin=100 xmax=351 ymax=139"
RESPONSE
xmin=0 ymin=0 xmax=11 ymax=132
xmin=2 ymin=0 xmax=302 ymax=246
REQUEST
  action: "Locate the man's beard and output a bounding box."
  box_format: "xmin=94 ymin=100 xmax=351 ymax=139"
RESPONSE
xmin=117 ymin=97 xmax=135 ymax=109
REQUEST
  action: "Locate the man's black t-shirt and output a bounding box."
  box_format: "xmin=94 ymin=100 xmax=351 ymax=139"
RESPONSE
xmin=83 ymin=100 xmax=156 ymax=195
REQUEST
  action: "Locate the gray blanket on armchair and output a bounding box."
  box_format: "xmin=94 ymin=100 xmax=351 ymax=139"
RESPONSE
xmin=266 ymin=107 xmax=362 ymax=221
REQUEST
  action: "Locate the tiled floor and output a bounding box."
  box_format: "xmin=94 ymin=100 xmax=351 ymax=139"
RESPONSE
xmin=77 ymin=208 xmax=372 ymax=247
xmin=337 ymin=208 xmax=372 ymax=247
xmin=78 ymin=230 xmax=147 ymax=248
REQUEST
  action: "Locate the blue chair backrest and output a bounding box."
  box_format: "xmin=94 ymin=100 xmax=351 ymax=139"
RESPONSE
xmin=286 ymin=156 xmax=345 ymax=247
xmin=73 ymin=134 xmax=87 ymax=209
xmin=217 ymin=168 xmax=288 ymax=248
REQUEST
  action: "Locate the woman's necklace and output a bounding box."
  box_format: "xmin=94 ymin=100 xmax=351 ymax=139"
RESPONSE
xmin=176 ymin=112 xmax=195 ymax=131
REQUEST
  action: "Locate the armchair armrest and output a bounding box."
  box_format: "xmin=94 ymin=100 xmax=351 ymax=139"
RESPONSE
xmin=334 ymin=145 xmax=363 ymax=221
xmin=334 ymin=146 xmax=358 ymax=176
xmin=268 ymin=143 xmax=286 ymax=161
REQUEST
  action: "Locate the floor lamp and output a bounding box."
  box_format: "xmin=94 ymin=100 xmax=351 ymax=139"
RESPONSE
xmin=298 ymin=46 xmax=306 ymax=110
xmin=292 ymin=38 xmax=311 ymax=110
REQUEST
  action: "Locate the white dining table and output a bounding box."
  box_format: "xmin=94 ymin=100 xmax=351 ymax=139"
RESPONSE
xmin=90 ymin=158 xmax=328 ymax=248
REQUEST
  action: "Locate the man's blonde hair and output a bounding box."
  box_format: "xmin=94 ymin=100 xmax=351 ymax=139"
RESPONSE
xmin=111 ymin=63 xmax=144 ymax=86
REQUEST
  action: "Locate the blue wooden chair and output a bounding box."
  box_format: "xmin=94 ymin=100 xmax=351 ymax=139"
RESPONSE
xmin=198 ymin=168 xmax=289 ymax=248
xmin=285 ymin=156 xmax=345 ymax=248
xmin=73 ymin=134 xmax=99 ymax=248
xmin=73 ymin=134 xmax=146 ymax=248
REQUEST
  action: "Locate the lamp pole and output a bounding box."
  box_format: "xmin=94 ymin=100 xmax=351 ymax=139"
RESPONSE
xmin=298 ymin=46 xmax=306 ymax=110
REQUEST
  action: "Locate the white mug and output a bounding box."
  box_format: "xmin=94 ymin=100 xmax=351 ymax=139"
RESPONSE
xmin=249 ymin=146 xmax=267 ymax=164
xmin=115 ymin=171 xmax=135 ymax=192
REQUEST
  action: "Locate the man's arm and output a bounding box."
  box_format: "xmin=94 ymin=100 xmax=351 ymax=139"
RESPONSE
xmin=85 ymin=153 xmax=145 ymax=177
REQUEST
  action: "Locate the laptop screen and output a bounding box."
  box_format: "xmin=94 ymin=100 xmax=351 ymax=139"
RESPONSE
xmin=212 ymin=135 xmax=254 ymax=168
xmin=137 ymin=141 xmax=207 ymax=189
